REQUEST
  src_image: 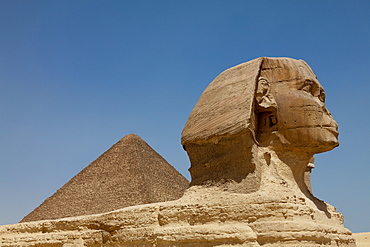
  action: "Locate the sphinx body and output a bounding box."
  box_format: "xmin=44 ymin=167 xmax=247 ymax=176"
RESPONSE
xmin=0 ymin=57 xmax=356 ymax=246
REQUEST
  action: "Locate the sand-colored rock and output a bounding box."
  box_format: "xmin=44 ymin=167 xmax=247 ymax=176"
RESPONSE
xmin=0 ymin=57 xmax=358 ymax=246
xmin=0 ymin=187 xmax=356 ymax=246
xmin=21 ymin=134 xmax=189 ymax=222
xmin=353 ymin=232 xmax=370 ymax=247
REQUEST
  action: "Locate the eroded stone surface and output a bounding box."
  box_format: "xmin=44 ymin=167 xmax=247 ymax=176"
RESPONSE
xmin=0 ymin=187 xmax=356 ymax=246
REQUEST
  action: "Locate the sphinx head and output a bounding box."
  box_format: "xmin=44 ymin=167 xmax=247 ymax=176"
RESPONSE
xmin=182 ymin=57 xmax=338 ymax=188
xmin=256 ymin=58 xmax=339 ymax=153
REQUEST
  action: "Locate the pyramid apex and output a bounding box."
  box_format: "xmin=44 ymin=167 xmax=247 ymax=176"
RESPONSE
xmin=120 ymin=133 xmax=142 ymax=141
xmin=114 ymin=134 xmax=146 ymax=146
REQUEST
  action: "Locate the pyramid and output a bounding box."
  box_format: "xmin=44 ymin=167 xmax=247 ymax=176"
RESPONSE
xmin=21 ymin=134 xmax=189 ymax=222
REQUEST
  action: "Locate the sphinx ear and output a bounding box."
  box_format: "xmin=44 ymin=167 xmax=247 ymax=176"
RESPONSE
xmin=255 ymin=77 xmax=277 ymax=110
xmin=255 ymin=77 xmax=280 ymax=140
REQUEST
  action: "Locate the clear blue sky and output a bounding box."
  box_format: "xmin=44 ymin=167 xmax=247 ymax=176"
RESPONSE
xmin=0 ymin=1 xmax=369 ymax=233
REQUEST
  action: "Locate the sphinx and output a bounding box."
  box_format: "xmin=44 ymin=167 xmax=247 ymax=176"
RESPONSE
xmin=182 ymin=57 xmax=339 ymax=195
xmin=177 ymin=57 xmax=354 ymax=246
xmin=0 ymin=57 xmax=356 ymax=247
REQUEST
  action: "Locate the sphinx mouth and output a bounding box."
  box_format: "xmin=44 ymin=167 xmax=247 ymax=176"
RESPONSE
xmin=321 ymin=123 xmax=338 ymax=132
xmin=323 ymin=126 xmax=339 ymax=137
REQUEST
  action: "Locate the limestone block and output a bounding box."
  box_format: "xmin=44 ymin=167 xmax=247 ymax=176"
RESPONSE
xmin=0 ymin=187 xmax=356 ymax=246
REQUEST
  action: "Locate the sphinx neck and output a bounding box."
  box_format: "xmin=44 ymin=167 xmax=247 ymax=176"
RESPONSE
xmin=257 ymin=146 xmax=313 ymax=197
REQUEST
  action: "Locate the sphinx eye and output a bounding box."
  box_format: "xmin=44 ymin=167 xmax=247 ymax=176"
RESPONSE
xmin=300 ymin=80 xmax=314 ymax=94
xmin=318 ymin=90 xmax=326 ymax=103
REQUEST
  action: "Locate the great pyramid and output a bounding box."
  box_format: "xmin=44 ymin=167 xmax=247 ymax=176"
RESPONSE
xmin=21 ymin=134 xmax=189 ymax=222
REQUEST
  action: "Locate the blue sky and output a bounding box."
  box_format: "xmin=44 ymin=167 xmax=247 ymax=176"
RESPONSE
xmin=0 ymin=1 xmax=369 ymax=233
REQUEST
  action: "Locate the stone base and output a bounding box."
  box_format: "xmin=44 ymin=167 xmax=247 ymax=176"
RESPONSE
xmin=0 ymin=187 xmax=356 ymax=246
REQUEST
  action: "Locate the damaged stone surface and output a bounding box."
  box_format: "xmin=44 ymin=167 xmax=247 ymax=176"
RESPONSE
xmin=0 ymin=57 xmax=357 ymax=246
xmin=0 ymin=187 xmax=356 ymax=246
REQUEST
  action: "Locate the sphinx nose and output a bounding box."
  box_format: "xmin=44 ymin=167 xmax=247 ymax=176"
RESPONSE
xmin=322 ymin=104 xmax=338 ymax=128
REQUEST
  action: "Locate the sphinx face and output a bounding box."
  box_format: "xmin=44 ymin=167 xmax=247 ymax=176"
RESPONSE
xmin=269 ymin=65 xmax=339 ymax=153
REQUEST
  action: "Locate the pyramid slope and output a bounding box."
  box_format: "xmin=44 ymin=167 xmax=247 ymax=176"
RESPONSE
xmin=21 ymin=134 xmax=189 ymax=222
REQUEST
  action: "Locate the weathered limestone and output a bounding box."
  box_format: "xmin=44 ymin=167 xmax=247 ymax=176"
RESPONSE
xmin=0 ymin=187 xmax=355 ymax=246
xmin=21 ymin=134 xmax=189 ymax=222
xmin=0 ymin=57 xmax=357 ymax=246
